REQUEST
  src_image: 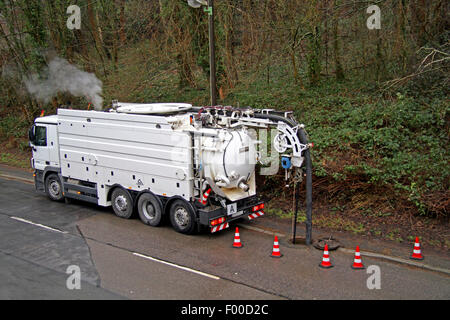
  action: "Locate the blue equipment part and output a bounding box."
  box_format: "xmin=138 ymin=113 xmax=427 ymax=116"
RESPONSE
xmin=281 ymin=156 xmax=292 ymax=169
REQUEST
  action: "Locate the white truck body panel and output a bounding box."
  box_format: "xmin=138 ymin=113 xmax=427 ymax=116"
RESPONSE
xmin=56 ymin=109 xmax=194 ymax=206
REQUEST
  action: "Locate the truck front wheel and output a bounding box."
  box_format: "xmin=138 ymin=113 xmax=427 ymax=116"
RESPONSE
xmin=169 ymin=200 xmax=197 ymax=235
xmin=45 ymin=173 xmax=64 ymax=202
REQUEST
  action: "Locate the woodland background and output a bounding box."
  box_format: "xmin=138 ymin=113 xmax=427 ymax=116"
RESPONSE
xmin=0 ymin=0 xmax=448 ymax=247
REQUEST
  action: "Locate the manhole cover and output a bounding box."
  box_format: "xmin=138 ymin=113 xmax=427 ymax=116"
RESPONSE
xmin=313 ymin=236 xmax=341 ymax=251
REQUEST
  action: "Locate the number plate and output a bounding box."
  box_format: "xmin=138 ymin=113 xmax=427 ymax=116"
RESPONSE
xmin=227 ymin=203 xmax=238 ymax=216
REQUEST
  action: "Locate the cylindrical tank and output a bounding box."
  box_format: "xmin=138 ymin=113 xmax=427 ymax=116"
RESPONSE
xmin=201 ymin=129 xmax=257 ymax=190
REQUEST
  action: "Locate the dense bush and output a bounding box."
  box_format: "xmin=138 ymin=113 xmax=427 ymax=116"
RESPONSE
xmin=0 ymin=0 xmax=448 ymax=218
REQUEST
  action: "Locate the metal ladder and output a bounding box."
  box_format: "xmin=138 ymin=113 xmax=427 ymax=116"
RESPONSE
xmin=192 ymin=134 xmax=204 ymax=201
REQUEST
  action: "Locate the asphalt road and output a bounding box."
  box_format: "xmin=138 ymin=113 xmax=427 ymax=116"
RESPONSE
xmin=0 ymin=175 xmax=449 ymax=300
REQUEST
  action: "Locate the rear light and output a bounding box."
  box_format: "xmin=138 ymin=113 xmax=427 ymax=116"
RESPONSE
xmin=210 ymin=217 xmax=225 ymax=226
xmin=252 ymin=203 xmax=265 ymax=212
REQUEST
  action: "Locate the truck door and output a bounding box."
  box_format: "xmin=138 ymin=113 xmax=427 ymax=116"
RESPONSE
xmin=30 ymin=124 xmax=50 ymax=171
xmin=46 ymin=124 xmax=60 ymax=167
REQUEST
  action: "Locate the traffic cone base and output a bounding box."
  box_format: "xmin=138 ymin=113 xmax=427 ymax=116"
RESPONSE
xmin=232 ymin=239 xmax=244 ymax=249
xmin=319 ymin=263 xmax=333 ymax=269
xmin=351 ymin=264 xmax=365 ymax=270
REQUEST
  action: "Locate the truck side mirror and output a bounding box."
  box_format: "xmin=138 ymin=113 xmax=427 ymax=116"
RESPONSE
xmin=28 ymin=125 xmax=36 ymax=145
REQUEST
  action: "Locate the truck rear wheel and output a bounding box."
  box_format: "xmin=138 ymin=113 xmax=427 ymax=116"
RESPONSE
xmin=111 ymin=188 xmax=134 ymax=219
xmin=137 ymin=193 xmax=162 ymax=227
xmin=169 ymin=200 xmax=197 ymax=235
xmin=45 ymin=173 xmax=64 ymax=202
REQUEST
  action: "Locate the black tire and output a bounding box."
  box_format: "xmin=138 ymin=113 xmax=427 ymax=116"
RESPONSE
xmin=45 ymin=173 xmax=64 ymax=202
xmin=137 ymin=193 xmax=162 ymax=227
xmin=111 ymin=188 xmax=134 ymax=219
xmin=169 ymin=200 xmax=197 ymax=235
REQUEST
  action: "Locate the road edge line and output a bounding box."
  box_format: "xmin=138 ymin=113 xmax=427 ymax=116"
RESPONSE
xmin=132 ymin=252 xmax=221 ymax=280
xmin=10 ymin=216 xmax=68 ymax=234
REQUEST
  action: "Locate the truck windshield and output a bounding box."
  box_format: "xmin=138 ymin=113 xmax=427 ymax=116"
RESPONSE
xmin=34 ymin=126 xmax=47 ymax=147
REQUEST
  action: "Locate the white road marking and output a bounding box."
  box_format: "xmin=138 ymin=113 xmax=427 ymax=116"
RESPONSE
xmin=10 ymin=216 xmax=68 ymax=234
xmin=132 ymin=252 xmax=221 ymax=280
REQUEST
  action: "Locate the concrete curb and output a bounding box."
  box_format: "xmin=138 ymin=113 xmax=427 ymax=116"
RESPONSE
xmin=237 ymin=223 xmax=285 ymax=238
xmin=237 ymin=223 xmax=450 ymax=276
xmin=339 ymin=247 xmax=450 ymax=276
xmin=0 ymin=173 xmax=34 ymax=185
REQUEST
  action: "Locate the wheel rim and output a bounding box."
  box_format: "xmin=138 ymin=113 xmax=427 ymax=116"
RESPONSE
xmin=48 ymin=180 xmax=61 ymax=198
xmin=142 ymin=200 xmax=156 ymax=220
xmin=174 ymin=207 xmax=190 ymax=228
xmin=115 ymin=195 xmax=128 ymax=212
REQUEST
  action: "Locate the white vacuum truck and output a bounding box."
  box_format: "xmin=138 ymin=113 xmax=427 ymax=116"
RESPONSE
xmin=29 ymin=102 xmax=312 ymax=238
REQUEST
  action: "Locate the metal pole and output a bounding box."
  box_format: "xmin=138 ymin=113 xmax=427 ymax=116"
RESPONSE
xmin=303 ymin=141 xmax=313 ymax=245
xmin=292 ymin=182 xmax=300 ymax=244
xmin=207 ymin=0 xmax=217 ymax=106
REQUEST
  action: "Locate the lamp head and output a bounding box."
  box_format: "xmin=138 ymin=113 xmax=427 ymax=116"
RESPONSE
xmin=187 ymin=0 xmax=208 ymax=8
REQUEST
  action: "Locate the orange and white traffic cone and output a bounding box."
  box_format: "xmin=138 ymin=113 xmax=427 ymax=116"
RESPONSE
xmin=319 ymin=243 xmax=333 ymax=268
xmin=232 ymin=227 xmax=243 ymax=248
xmin=198 ymin=188 xmax=212 ymax=206
xmin=270 ymin=236 xmax=282 ymax=258
xmin=410 ymin=237 xmax=424 ymax=260
xmin=351 ymin=246 xmax=365 ymax=269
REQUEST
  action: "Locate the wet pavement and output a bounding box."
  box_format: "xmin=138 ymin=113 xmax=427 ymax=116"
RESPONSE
xmin=0 ymin=164 xmax=449 ymax=300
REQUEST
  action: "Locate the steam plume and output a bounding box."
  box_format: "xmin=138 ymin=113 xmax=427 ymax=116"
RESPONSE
xmin=24 ymin=57 xmax=103 ymax=110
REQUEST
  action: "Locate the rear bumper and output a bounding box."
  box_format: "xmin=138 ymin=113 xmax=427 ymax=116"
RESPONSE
xmin=197 ymin=196 xmax=264 ymax=233
xmin=210 ymin=210 xmax=265 ymax=233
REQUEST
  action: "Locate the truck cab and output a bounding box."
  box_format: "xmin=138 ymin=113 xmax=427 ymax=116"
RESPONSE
xmin=29 ymin=115 xmax=61 ymax=195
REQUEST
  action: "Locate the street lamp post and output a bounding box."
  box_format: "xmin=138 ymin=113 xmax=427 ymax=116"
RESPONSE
xmin=188 ymin=0 xmax=217 ymax=106
xmin=207 ymin=0 xmax=217 ymax=106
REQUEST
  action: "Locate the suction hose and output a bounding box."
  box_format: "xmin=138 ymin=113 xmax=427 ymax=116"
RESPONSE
xmin=254 ymin=113 xmax=313 ymax=245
